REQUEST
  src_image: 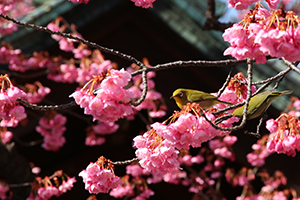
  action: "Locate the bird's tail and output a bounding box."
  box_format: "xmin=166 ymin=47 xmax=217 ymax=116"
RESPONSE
xmin=279 ymin=90 xmax=293 ymax=95
xmin=219 ymin=100 xmax=234 ymax=106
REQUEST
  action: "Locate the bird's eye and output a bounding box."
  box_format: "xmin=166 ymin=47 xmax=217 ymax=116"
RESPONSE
xmin=179 ymin=92 xmax=183 ymax=97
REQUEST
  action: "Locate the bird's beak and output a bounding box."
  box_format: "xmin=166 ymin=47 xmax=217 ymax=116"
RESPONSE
xmin=170 ymin=95 xmax=174 ymax=99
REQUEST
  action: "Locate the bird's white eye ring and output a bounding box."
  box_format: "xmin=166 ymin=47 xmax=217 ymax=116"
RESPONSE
xmin=179 ymin=92 xmax=183 ymax=97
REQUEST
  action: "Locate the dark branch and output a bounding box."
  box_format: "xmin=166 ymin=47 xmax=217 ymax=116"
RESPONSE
xmin=111 ymin=158 xmax=139 ymax=165
xmin=0 ymin=13 xmax=147 ymax=69
xmin=131 ymin=59 xmax=247 ymax=76
xmin=17 ymin=98 xmax=77 ymax=111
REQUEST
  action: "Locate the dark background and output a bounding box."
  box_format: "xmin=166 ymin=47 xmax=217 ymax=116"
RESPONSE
xmin=1 ymin=0 xmax=300 ymax=199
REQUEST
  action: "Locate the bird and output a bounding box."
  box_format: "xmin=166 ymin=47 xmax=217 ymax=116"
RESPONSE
xmin=232 ymin=90 xmax=293 ymax=120
xmin=171 ymin=88 xmax=233 ymax=110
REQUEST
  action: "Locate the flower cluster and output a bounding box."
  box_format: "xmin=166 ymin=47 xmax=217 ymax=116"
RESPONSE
xmin=131 ymin=0 xmax=156 ymax=8
xmin=247 ymin=135 xmax=272 ymax=166
xmin=0 ymin=127 xmax=13 ymax=144
xmin=221 ymin=72 xmax=257 ymax=104
xmin=85 ymin=121 xmax=119 ymax=146
xmin=0 ymin=182 xmax=10 ymax=199
xmin=228 ymin=0 xmax=278 ymax=10
xmin=133 ymin=129 xmax=180 ymax=175
xmin=0 ymin=0 xmax=34 ymax=36
xmin=22 ymin=81 xmax=51 ymax=104
xmin=46 ymin=18 xmax=119 ymax=84
xmin=209 ymin=135 xmax=237 ymax=161
xmin=266 ymin=113 xmax=300 ymax=157
xmin=223 ymin=5 xmax=300 ymax=64
xmin=0 ymin=74 xmax=27 ymax=127
xmin=0 ymin=43 xmax=58 ymax=73
xmin=35 ymin=112 xmax=67 ymax=152
xmin=153 ymin=110 xmax=225 ymax=150
xmin=127 ymin=59 xmax=167 ymax=119
xmin=234 ymin=170 xmax=297 ymax=200
xmin=68 ymin=0 xmax=89 ymax=4
xmin=46 ymin=17 xmax=82 ymax=53
xmin=79 ymin=156 xmax=122 ymax=194
xmin=226 ymin=167 xmax=255 ymax=187
xmin=70 ymin=69 xmax=134 ymax=122
xmin=110 ymin=164 xmax=158 ymax=199
xmin=27 ymin=170 xmax=76 ymax=200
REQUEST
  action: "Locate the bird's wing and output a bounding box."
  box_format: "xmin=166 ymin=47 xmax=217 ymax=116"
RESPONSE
xmin=189 ymin=92 xmax=217 ymax=102
xmin=246 ymin=90 xmax=273 ymax=115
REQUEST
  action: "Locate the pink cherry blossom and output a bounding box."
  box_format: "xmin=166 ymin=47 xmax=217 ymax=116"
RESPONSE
xmin=24 ymin=82 xmax=51 ymax=104
xmin=133 ymin=129 xmax=180 ymax=175
xmin=266 ymin=114 xmax=300 ymax=157
xmin=247 ymin=135 xmax=272 ymax=167
xmin=93 ymin=121 xmax=119 ymax=135
xmin=0 ymin=0 xmax=34 ymax=35
xmin=0 ymin=75 xmax=27 ymax=127
xmin=79 ymin=158 xmax=122 ymax=194
xmin=131 ymin=0 xmax=156 ymax=8
xmin=0 ymin=184 xmax=9 ymax=199
xmin=47 ymin=63 xmax=78 ymax=83
xmin=109 ymin=185 xmax=134 ymax=198
xmin=58 ymin=177 xmax=76 ymax=194
xmin=70 ymin=69 xmax=134 ymax=122
xmin=227 ymin=0 xmax=258 ymax=10
xmin=68 ymin=0 xmax=89 ymax=3
xmin=37 ymin=186 xmax=60 ymax=200
xmin=223 ymin=6 xmax=300 ymax=63
xmin=36 ymin=113 xmax=67 ymax=151
xmin=126 ymin=164 xmax=149 ymax=177
xmin=85 ymin=134 xmax=105 ymax=146
xmin=0 ymin=129 xmax=13 ymax=144
xmin=266 ymin=0 xmax=279 ymax=9
xmin=293 ymin=100 xmax=300 ymax=110
xmin=132 ymin=188 xmax=154 ymax=200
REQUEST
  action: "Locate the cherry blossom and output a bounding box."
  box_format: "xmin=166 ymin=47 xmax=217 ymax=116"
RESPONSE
xmin=0 ymin=74 xmax=27 ymax=127
xmin=0 ymin=128 xmax=13 ymax=144
xmin=223 ymin=5 xmax=300 ymax=63
xmin=68 ymin=0 xmax=89 ymax=4
xmin=266 ymin=114 xmax=300 ymax=157
xmin=36 ymin=112 xmax=67 ymax=152
xmin=79 ymin=156 xmax=122 ymax=194
xmin=131 ymin=0 xmax=156 ymax=8
xmin=70 ymin=69 xmax=134 ymax=122
xmin=247 ymin=135 xmax=272 ymax=166
xmin=133 ymin=129 xmax=180 ymax=175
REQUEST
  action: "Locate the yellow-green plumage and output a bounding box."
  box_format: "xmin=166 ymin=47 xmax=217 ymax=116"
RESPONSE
xmin=232 ymin=90 xmax=293 ymax=120
xmin=171 ymin=88 xmax=233 ymax=110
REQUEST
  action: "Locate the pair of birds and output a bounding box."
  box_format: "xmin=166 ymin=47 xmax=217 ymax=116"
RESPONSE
xmin=171 ymin=88 xmax=293 ymax=120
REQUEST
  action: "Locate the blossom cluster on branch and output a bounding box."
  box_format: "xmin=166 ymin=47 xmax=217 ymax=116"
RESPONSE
xmin=1 ymin=0 xmax=300 ymax=200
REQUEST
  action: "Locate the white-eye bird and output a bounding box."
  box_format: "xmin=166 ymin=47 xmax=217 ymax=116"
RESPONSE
xmin=232 ymin=90 xmax=293 ymax=120
xmin=171 ymin=88 xmax=233 ymax=110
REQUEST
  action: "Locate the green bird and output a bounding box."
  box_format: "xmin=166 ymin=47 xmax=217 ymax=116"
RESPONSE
xmin=232 ymin=90 xmax=293 ymax=120
xmin=171 ymin=88 xmax=233 ymax=110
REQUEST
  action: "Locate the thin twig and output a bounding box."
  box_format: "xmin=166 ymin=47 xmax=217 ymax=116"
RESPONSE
xmin=42 ymin=99 xmax=92 ymax=125
xmin=111 ymin=158 xmax=139 ymax=165
xmin=0 ymin=68 xmax=50 ymax=79
xmin=17 ymin=98 xmax=77 ymax=111
xmin=282 ymin=57 xmax=300 ymax=74
xmin=131 ymin=59 xmax=247 ymax=76
xmin=130 ymin=70 xmax=148 ymax=106
xmin=13 ymin=136 xmax=43 ymax=147
xmin=0 ymin=13 xmax=147 ymax=69
xmin=8 ymin=182 xmax=32 ymax=188
xmin=251 ymin=67 xmax=291 ymax=86
xmin=217 ymin=66 xmax=236 ymax=97
xmin=245 ymin=112 xmax=267 ymax=138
